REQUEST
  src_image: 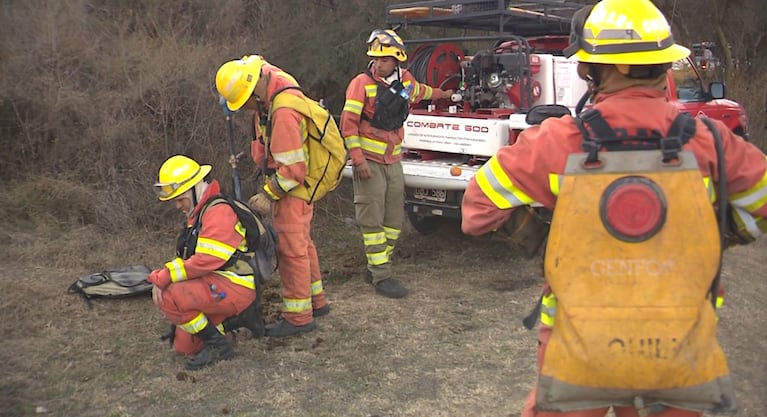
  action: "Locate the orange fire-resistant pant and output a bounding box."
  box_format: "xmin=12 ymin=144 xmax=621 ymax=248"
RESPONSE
xmin=521 ymin=326 xmax=703 ymax=417
xmin=159 ymin=274 xmax=255 ymax=355
xmin=273 ymin=194 xmax=328 ymax=326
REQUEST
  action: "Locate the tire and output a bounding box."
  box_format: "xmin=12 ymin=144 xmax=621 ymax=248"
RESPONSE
xmin=407 ymin=211 xmax=442 ymax=235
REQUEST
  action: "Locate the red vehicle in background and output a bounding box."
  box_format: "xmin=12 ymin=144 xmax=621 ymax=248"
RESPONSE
xmin=346 ymin=0 xmax=751 ymax=233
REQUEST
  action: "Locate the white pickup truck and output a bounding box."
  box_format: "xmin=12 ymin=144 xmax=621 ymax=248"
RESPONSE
xmin=344 ymin=0 xmax=749 ymax=234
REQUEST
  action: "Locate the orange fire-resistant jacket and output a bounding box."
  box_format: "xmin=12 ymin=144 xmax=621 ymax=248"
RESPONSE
xmin=149 ymin=180 xmax=255 ymax=291
xmin=341 ymin=66 xmax=441 ymax=166
xmin=461 ymin=87 xmax=767 ymax=239
xmin=249 ymin=64 xmax=328 ymax=326
xmin=251 ymin=64 xmax=308 ymax=200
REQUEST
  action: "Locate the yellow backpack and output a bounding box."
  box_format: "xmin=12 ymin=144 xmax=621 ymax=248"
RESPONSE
xmin=536 ymin=111 xmax=735 ymax=413
xmin=266 ymin=87 xmax=348 ymax=203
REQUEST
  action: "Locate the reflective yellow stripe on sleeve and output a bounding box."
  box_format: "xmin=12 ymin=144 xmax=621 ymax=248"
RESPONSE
xmin=165 ymin=258 xmax=187 ymax=283
xmin=272 ymin=148 xmax=307 ymax=166
xmin=196 ymin=237 xmax=236 ymax=262
xmin=540 ymin=293 xmax=557 ymax=327
xmin=475 ymin=156 xmax=536 ymax=209
xmin=343 ymin=99 xmax=363 ymax=115
xmin=729 ymin=161 xmax=767 ymax=213
xmin=345 ymin=135 xmax=361 ymax=149
xmin=214 ymin=270 xmax=255 ymax=290
xmin=703 ymin=176 xmax=715 ymax=203
xmin=276 ymin=174 xmax=301 ymax=191
xmin=548 ymin=173 xmax=562 ymax=197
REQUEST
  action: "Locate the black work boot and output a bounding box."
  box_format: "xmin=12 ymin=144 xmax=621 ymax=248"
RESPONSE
xmin=312 ymin=304 xmax=330 ymax=317
xmin=185 ymin=324 xmax=235 ymax=370
xmin=373 ymin=278 xmax=408 ymax=299
xmin=265 ymin=318 xmax=317 ymax=337
xmin=222 ymin=301 xmax=265 ymax=338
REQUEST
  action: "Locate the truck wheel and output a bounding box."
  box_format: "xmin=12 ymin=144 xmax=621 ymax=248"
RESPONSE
xmin=407 ymin=212 xmax=441 ymax=235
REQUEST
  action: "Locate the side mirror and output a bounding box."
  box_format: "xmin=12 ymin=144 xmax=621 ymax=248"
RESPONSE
xmin=709 ymin=82 xmax=726 ymax=99
xmin=525 ymin=104 xmax=571 ymax=125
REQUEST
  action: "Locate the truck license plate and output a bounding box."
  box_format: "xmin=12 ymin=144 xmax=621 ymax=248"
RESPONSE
xmin=412 ymin=188 xmax=447 ymax=202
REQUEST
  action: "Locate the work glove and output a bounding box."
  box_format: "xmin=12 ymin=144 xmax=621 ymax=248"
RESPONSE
xmin=491 ymin=206 xmax=551 ymax=259
xmin=219 ymin=95 xmax=235 ymax=117
xmin=248 ymin=193 xmax=272 ymax=217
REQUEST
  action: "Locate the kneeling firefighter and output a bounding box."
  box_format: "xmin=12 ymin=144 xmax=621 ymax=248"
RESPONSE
xmin=461 ymin=0 xmax=767 ymax=416
xmin=149 ymin=154 xmax=264 ymax=370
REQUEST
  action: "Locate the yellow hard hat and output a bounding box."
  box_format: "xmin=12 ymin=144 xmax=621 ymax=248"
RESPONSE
xmin=366 ymin=29 xmax=408 ymax=62
xmin=153 ymin=155 xmax=211 ymax=201
xmin=215 ymin=55 xmax=266 ymax=111
xmin=563 ymin=0 xmax=690 ymax=65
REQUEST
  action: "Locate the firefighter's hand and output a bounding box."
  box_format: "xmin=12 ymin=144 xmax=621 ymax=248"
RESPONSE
xmin=152 ymin=285 xmax=164 ymax=307
xmin=441 ymin=89 xmax=454 ymax=99
xmin=353 ymin=160 xmax=372 ymax=180
xmin=248 ymin=193 xmax=272 ymax=217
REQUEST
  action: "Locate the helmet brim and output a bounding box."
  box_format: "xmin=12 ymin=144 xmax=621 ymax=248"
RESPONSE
xmin=158 ymin=164 xmax=212 ymax=201
xmin=574 ymin=44 xmax=690 ymax=65
xmin=226 ymin=83 xmax=256 ymax=111
xmin=366 ymin=50 xmax=408 ymax=62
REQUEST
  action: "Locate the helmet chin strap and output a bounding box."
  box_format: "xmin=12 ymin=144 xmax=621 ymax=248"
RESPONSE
xmin=184 ymin=181 xmax=209 ymax=218
xmin=381 ymin=65 xmax=402 ymax=84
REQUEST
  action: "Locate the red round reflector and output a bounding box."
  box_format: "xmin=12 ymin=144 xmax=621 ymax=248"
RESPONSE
xmin=600 ymin=176 xmax=666 ymax=242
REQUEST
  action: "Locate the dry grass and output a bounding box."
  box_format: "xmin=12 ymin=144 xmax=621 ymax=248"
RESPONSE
xmin=2 ymin=183 xmax=767 ymax=417
xmin=1 ymin=1 xmax=766 ymax=416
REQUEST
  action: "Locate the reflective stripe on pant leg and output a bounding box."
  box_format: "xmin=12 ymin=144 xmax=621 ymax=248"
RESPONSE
xmin=354 ymin=160 xmax=391 ymax=282
xmin=307 ymin=218 xmax=327 ymax=309
xmin=383 ymin=161 xmax=404 ymax=258
xmin=159 ymin=276 xmax=248 ymax=325
xmin=273 ymin=196 xmax=313 ymax=325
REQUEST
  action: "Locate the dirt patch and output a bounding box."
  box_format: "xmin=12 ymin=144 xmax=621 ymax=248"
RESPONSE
xmin=1 ymin=206 xmax=765 ymax=417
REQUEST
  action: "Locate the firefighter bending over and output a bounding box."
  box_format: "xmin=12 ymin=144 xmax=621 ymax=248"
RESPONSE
xmin=215 ymin=55 xmax=330 ymax=337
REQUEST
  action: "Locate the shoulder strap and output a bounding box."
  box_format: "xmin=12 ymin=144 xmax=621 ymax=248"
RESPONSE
xmin=576 ymin=109 xmax=615 ymax=164
xmin=661 ymin=112 xmax=696 ymax=162
xmin=699 ymin=116 xmax=728 ymax=308
xmin=576 ymin=109 xmax=697 ymax=163
xmin=198 ymin=195 xmax=226 ymax=218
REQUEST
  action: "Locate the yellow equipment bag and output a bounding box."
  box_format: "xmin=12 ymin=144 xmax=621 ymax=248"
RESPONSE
xmin=268 ymin=88 xmax=348 ymax=203
xmin=537 ymin=149 xmax=735 ymax=413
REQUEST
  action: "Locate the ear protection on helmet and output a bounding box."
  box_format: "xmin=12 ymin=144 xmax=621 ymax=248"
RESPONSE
xmin=562 ymin=5 xmax=594 ymax=59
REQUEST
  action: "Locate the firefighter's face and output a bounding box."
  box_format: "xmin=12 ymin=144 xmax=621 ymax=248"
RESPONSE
xmin=373 ymin=56 xmax=397 ymax=77
xmin=172 ymin=190 xmax=194 ymax=218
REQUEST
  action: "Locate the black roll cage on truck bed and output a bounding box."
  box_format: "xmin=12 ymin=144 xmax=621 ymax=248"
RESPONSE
xmin=385 ymin=0 xmax=587 ymax=43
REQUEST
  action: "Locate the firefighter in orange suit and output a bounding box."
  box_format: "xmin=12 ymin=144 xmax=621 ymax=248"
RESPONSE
xmin=215 ymin=55 xmax=329 ymax=337
xmin=149 ymin=155 xmax=260 ymax=370
xmin=461 ymin=0 xmax=767 ymax=416
xmin=340 ymin=29 xmax=453 ymax=298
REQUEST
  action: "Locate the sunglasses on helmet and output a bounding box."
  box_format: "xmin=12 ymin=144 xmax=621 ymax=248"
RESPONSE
xmin=153 ymin=167 xmax=201 ymax=199
xmin=366 ymin=29 xmax=405 ymax=49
